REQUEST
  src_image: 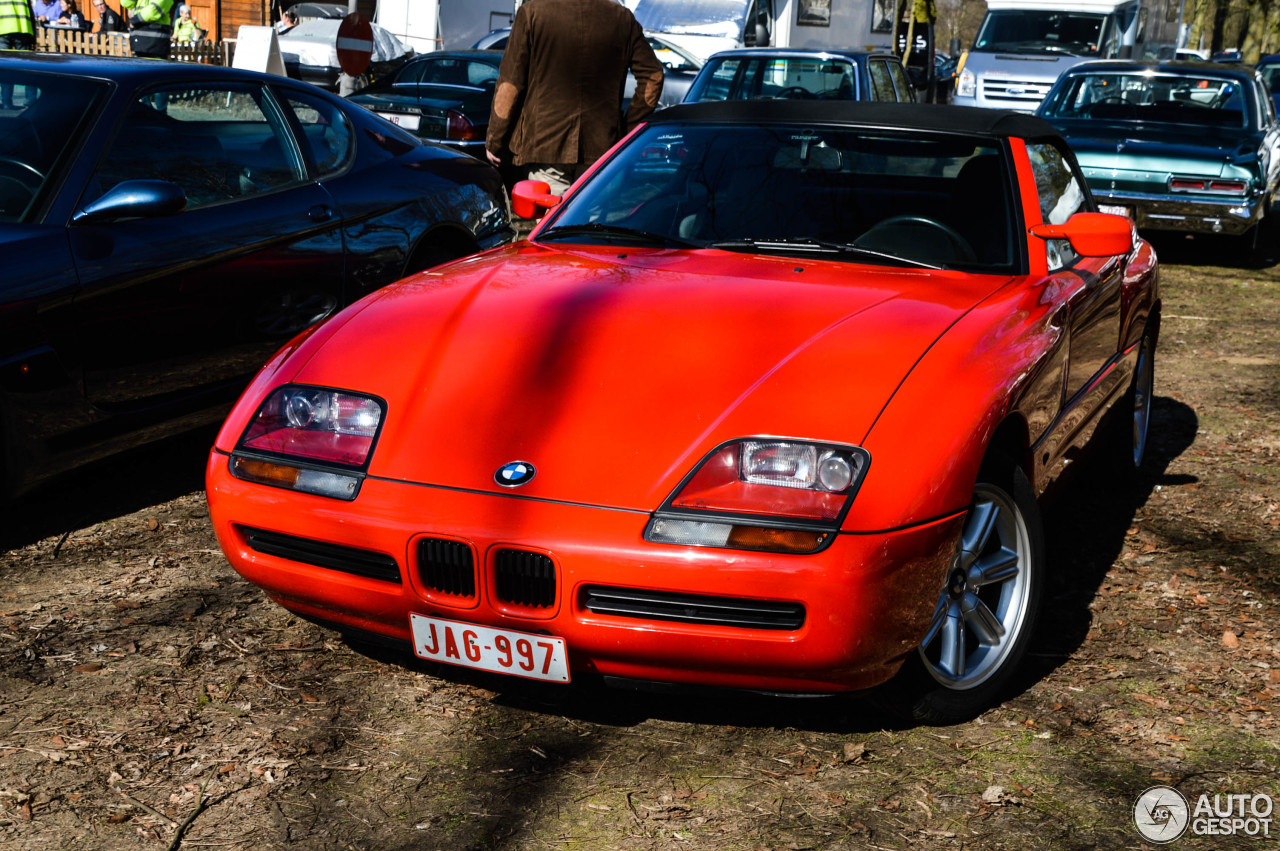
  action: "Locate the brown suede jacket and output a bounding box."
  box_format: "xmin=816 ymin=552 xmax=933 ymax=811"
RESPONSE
xmin=486 ymin=0 xmax=664 ymax=167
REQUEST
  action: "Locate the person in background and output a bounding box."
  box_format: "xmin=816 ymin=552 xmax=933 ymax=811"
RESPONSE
xmin=120 ymin=0 xmax=173 ymax=57
xmin=485 ymin=0 xmax=663 ymax=195
xmin=172 ymin=3 xmax=202 ymax=41
xmin=31 ymin=0 xmax=61 ymax=24
xmin=52 ymin=0 xmax=85 ymax=28
xmin=275 ymin=8 xmax=297 ymax=34
xmin=0 ymin=0 xmax=36 ymax=108
xmin=93 ymin=0 xmax=126 ymax=32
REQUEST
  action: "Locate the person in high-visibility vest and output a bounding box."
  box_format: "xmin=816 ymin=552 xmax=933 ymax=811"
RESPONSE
xmin=172 ymin=4 xmax=204 ymax=41
xmin=121 ymin=0 xmax=174 ymax=57
xmin=0 ymin=0 xmax=36 ymax=49
xmin=0 ymin=0 xmax=36 ymax=109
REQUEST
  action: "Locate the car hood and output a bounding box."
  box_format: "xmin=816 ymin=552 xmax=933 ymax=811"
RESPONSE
xmin=1057 ymin=122 xmax=1259 ymax=175
xmin=289 ymin=243 xmax=1009 ymax=510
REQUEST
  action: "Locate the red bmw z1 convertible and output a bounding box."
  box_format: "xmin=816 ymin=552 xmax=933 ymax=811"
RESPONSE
xmin=206 ymin=102 xmax=1160 ymax=723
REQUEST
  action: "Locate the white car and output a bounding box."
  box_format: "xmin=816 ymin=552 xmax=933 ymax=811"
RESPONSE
xmin=277 ymin=18 xmax=412 ymax=90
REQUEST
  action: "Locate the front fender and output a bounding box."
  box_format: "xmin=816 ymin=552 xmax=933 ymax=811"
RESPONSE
xmin=848 ymin=277 xmax=1066 ymax=533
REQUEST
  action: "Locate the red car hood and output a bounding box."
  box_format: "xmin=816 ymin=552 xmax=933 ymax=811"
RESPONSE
xmin=290 ymin=243 xmax=1010 ymax=510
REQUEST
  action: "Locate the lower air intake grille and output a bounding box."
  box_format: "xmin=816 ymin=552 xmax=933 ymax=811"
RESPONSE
xmin=582 ymin=586 xmax=805 ymax=630
xmin=239 ymin=526 xmax=400 ymax=583
xmin=493 ymin=550 xmax=556 ymax=608
xmin=417 ymin=538 xmax=476 ymax=598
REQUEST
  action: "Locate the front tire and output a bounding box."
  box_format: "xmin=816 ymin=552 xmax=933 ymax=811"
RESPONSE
xmin=874 ymin=458 xmax=1044 ymax=724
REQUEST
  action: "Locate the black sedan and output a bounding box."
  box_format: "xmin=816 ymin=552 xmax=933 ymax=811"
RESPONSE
xmin=346 ymin=51 xmax=502 ymax=157
xmin=0 ymin=54 xmax=513 ymax=500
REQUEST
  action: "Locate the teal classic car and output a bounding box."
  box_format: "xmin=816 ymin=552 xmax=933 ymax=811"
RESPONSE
xmin=1037 ymin=60 xmax=1280 ymax=257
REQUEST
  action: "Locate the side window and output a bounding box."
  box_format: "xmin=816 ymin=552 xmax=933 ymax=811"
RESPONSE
xmin=1254 ymin=77 xmax=1276 ymax=127
xmin=395 ymin=61 xmax=426 ymax=86
xmin=277 ymin=89 xmax=355 ymax=178
xmin=467 ymin=61 xmax=500 ymax=87
xmin=93 ymin=84 xmax=301 ymax=210
xmin=700 ymin=59 xmax=741 ymax=101
xmin=867 ymin=60 xmax=895 ymax=101
xmin=886 ymin=60 xmax=914 ymax=102
xmin=1027 ymin=142 xmax=1087 ymax=270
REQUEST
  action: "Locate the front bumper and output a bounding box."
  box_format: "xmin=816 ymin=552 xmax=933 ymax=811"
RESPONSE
xmin=1091 ymin=188 xmax=1264 ymax=236
xmin=206 ymin=450 xmax=962 ymax=693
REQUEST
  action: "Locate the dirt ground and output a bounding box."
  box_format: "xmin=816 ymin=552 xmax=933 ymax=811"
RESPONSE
xmin=1 ymin=234 xmax=1277 ymax=850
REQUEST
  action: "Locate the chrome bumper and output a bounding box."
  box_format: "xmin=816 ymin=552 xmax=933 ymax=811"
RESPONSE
xmin=1094 ymin=190 xmax=1263 ymax=236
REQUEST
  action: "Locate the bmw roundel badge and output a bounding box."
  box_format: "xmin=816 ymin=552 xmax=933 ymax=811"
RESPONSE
xmin=495 ymin=461 xmax=536 ymax=487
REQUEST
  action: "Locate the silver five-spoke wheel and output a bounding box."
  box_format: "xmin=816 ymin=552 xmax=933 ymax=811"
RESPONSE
xmin=919 ymin=482 xmax=1033 ymax=690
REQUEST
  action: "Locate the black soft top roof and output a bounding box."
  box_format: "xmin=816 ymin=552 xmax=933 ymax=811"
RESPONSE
xmin=650 ymin=101 xmax=1065 ymax=143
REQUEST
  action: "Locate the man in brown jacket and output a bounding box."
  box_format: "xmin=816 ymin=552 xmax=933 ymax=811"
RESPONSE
xmin=485 ymin=0 xmax=664 ymax=195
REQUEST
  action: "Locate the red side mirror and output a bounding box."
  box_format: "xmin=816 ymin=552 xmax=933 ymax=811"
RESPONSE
xmin=511 ymin=180 xmax=562 ymax=220
xmin=1029 ymin=211 xmax=1134 ymax=257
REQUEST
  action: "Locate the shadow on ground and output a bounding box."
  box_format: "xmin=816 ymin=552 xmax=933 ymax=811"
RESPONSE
xmin=1145 ymin=230 xmax=1279 ymax=269
xmin=1021 ymin=394 xmax=1199 ymax=682
xmin=0 ymin=425 xmax=216 ymax=552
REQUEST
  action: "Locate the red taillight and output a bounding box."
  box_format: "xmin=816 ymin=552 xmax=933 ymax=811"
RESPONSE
xmin=239 ymin=386 xmax=384 ymax=467
xmin=1170 ymin=176 xmax=1248 ymax=194
xmin=1208 ymin=179 xmax=1248 ymax=193
xmin=446 ymin=109 xmax=479 ymax=141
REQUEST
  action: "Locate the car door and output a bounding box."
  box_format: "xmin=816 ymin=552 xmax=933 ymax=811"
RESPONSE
xmin=1026 ymin=141 xmax=1124 ymax=404
xmin=68 ymin=79 xmax=347 ymax=414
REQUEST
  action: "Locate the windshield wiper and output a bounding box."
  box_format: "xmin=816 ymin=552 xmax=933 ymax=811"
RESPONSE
xmin=708 ymin=238 xmax=942 ymax=270
xmin=537 ymin=222 xmax=701 ymax=248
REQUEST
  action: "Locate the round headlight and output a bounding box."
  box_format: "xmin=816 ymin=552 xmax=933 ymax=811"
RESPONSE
xmin=817 ymin=451 xmax=853 ymax=492
xmin=285 ymin=391 xmax=319 ymax=428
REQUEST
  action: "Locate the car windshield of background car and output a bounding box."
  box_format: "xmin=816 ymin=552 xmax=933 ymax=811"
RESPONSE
xmin=0 ymin=71 xmax=108 ymax=224
xmin=690 ymin=58 xmax=857 ymax=101
xmin=651 ymin=38 xmax=703 ymax=73
xmin=1040 ymin=72 xmax=1251 ymax=129
xmin=542 ymin=122 xmax=1014 ymax=270
xmin=975 ymin=10 xmax=1105 ymax=56
xmin=634 ymin=0 xmax=751 ymax=39
xmin=410 ymin=58 xmax=500 ymax=89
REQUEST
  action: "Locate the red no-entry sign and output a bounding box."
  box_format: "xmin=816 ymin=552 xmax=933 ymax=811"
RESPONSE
xmin=336 ymin=13 xmax=374 ymax=77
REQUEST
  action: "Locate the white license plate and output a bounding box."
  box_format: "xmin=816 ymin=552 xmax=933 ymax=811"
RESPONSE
xmin=378 ymin=112 xmax=421 ymax=131
xmin=409 ymin=614 xmax=569 ymax=683
xmin=1098 ymin=204 xmax=1132 ymax=218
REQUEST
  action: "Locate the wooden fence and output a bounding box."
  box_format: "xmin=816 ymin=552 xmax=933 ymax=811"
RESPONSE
xmin=34 ymin=27 xmax=231 ymax=64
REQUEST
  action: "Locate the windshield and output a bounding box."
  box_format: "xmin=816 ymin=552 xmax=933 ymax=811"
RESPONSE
xmin=1040 ymin=72 xmax=1253 ymax=129
xmin=634 ymin=0 xmax=749 ymax=38
xmin=0 ymin=70 xmax=109 ymax=224
xmin=974 ymin=10 xmax=1107 ymax=55
xmin=686 ymin=56 xmax=858 ymax=101
xmin=539 ymin=122 xmax=1017 ymax=271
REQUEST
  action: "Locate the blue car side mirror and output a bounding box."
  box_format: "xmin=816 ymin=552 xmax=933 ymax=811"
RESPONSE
xmin=72 ymin=179 xmax=187 ymax=225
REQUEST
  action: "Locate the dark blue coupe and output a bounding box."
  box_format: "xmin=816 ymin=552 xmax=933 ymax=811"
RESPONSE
xmin=0 ymin=53 xmax=513 ymax=499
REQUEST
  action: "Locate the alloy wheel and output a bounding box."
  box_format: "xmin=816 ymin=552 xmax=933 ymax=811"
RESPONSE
xmin=919 ymin=482 xmax=1033 ymax=690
